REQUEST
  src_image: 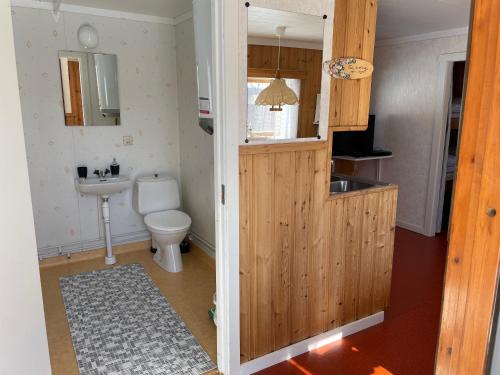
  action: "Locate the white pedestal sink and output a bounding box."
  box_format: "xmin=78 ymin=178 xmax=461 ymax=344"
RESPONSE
xmin=75 ymin=176 xmax=131 ymax=265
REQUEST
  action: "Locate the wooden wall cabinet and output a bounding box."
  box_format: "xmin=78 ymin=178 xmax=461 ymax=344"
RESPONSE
xmin=329 ymin=0 xmax=378 ymax=131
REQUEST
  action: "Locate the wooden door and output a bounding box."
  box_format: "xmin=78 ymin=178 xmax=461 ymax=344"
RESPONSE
xmin=435 ymin=0 xmax=500 ymax=373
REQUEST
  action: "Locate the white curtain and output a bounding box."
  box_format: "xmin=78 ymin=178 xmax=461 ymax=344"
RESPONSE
xmin=247 ymin=78 xmax=300 ymax=140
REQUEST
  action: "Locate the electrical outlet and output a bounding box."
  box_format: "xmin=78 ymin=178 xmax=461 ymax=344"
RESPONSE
xmin=123 ymin=135 xmax=134 ymax=146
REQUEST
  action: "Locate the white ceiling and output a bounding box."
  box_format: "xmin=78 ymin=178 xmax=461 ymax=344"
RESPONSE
xmin=49 ymin=0 xmax=470 ymax=40
xmin=247 ymin=7 xmax=324 ymax=43
xmin=60 ymin=0 xmax=192 ymax=19
xmin=246 ymin=0 xmax=470 ymax=44
xmin=377 ymin=0 xmax=471 ymax=40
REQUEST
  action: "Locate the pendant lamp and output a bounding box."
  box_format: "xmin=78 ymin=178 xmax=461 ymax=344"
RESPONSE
xmin=255 ymin=26 xmax=299 ymax=111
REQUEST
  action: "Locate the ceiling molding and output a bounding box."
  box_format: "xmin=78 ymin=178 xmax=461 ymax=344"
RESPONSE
xmin=376 ymin=27 xmax=469 ymax=47
xmin=173 ymin=10 xmax=193 ymax=26
xmin=248 ymin=36 xmax=323 ymax=51
xmin=10 ymin=0 xmax=175 ymax=25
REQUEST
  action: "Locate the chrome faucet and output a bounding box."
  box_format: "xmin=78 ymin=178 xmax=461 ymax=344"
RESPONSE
xmin=93 ymin=169 xmax=111 ymax=178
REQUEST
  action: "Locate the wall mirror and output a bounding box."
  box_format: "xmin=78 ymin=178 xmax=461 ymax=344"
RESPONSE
xmin=58 ymin=51 xmax=121 ymax=126
xmin=246 ymin=6 xmax=326 ymax=142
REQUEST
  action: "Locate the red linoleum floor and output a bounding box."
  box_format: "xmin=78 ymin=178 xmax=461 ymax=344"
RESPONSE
xmin=256 ymin=228 xmax=449 ymax=375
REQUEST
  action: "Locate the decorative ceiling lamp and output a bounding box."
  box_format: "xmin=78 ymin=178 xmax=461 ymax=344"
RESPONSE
xmin=255 ymin=26 xmax=299 ymax=112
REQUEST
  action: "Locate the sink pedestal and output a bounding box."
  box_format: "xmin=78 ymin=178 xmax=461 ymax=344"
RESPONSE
xmin=74 ymin=176 xmax=131 ymax=265
xmin=101 ymin=195 xmax=116 ymax=265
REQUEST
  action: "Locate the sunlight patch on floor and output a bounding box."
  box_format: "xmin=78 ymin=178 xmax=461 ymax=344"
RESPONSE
xmin=370 ymin=366 xmax=394 ymax=375
xmin=288 ymin=359 xmax=314 ymax=375
xmin=308 ymin=332 xmax=344 ymax=355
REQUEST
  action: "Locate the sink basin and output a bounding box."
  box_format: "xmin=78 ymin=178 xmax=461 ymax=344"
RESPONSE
xmin=330 ymin=179 xmax=378 ymax=194
xmin=75 ymin=176 xmax=131 ymax=196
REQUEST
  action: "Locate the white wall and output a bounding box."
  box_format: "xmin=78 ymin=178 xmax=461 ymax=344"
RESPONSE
xmin=0 ymin=1 xmax=51 ymax=373
xmin=11 ymin=7 xmax=181 ymax=257
xmin=175 ymin=17 xmax=216 ymax=252
xmin=369 ymin=35 xmax=468 ymax=233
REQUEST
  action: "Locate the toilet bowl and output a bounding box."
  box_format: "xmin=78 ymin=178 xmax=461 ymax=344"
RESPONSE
xmin=133 ymin=174 xmax=191 ymax=273
xmin=144 ymin=210 xmax=191 ymax=273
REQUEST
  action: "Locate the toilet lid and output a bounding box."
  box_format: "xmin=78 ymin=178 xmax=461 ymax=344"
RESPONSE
xmin=145 ymin=210 xmax=191 ymax=232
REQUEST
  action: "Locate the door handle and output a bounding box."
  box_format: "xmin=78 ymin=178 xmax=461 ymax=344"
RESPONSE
xmin=486 ymin=208 xmax=497 ymax=217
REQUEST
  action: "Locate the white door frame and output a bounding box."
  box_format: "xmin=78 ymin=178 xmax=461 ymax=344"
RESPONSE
xmin=424 ymin=51 xmax=467 ymax=236
xmin=212 ymin=1 xmax=241 ymax=373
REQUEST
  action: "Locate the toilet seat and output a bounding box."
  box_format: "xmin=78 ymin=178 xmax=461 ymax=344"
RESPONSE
xmin=145 ymin=210 xmax=191 ymax=233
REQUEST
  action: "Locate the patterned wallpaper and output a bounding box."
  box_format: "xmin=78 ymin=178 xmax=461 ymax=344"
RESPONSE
xmin=12 ymin=7 xmax=182 ymax=257
xmin=370 ymin=35 xmax=468 ymax=233
xmin=175 ymin=18 xmax=215 ymax=250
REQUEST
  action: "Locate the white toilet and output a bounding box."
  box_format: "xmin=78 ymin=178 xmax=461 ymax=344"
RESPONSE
xmin=133 ymin=175 xmax=191 ymax=273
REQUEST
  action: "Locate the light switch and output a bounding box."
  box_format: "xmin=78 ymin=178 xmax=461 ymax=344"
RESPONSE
xmin=123 ymin=135 xmax=133 ymax=146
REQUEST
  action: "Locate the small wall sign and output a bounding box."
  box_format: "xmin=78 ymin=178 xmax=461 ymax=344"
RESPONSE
xmin=323 ymin=57 xmax=374 ymax=80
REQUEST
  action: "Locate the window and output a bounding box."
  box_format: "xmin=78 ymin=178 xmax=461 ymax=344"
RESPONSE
xmin=247 ymin=77 xmax=301 ymax=140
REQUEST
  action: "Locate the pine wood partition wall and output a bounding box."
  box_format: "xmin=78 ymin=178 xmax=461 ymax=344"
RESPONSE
xmin=239 ymin=141 xmax=398 ymax=362
xmin=240 ymin=0 xmax=384 ymax=362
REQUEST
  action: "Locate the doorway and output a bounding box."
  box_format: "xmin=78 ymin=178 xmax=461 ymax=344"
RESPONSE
xmin=436 ymin=61 xmax=466 ymax=233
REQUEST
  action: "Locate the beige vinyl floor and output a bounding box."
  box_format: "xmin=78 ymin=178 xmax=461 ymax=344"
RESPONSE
xmin=39 ymin=244 xmax=217 ymax=375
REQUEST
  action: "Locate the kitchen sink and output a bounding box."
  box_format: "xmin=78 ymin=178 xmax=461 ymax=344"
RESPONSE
xmin=330 ymin=177 xmax=380 ymax=194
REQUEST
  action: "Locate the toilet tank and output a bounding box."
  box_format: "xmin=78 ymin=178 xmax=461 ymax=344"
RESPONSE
xmin=133 ymin=175 xmax=180 ymax=215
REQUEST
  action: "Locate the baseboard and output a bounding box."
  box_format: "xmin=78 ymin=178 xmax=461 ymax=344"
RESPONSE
xmin=39 ymin=239 xmax=151 ymax=268
xmin=240 ymin=311 xmax=385 ymax=375
xmin=38 ymin=230 xmax=151 ymax=259
xmin=396 ymin=220 xmax=428 ymax=236
xmin=189 ymin=231 xmax=216 ymax=258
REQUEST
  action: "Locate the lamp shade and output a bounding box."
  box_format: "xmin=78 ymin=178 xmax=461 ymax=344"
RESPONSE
xmin=255 ymin=77 xmax=299 ymax=111
xmin=77 ymin=24 xmax=99 ymax=49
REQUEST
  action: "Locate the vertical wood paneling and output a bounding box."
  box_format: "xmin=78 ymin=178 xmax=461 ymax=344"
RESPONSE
xmin=384 ymin=191 xmax=397 ymax=308
xmin=239 ymin=144 xmax=398 ymax=362
xmin=357 ymin=193 xmax=378 ymax=318
xmin=291 ymin=151 xmax=314 ymax=342
xmin=272 ymin=152 xmax=295 ymax=349
xmin=252 ymin=154 xmax=275 ymax=358
xmin=343 ymin=194 xmax=364 ymax=322
xmin=372 ymin=190 xmax=390 ymax=312
xmin=328 ymin=198 xmax=346 ymax=329
xmin=330 ymin=0 xmax=347 ymax=127
xmin=239 ymin=155 xmax=253 ymax=362
xmin=309 ymin=148 xmax=332 ymax=335
xmin=357 ymin=0 xmax=377 ymax=126
xmin=340 ymin=0 xmax=364 ymax=125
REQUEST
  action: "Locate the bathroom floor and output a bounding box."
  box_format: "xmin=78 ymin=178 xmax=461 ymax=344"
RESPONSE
xmin=39 ymin=243 xmax=217 ymax=375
